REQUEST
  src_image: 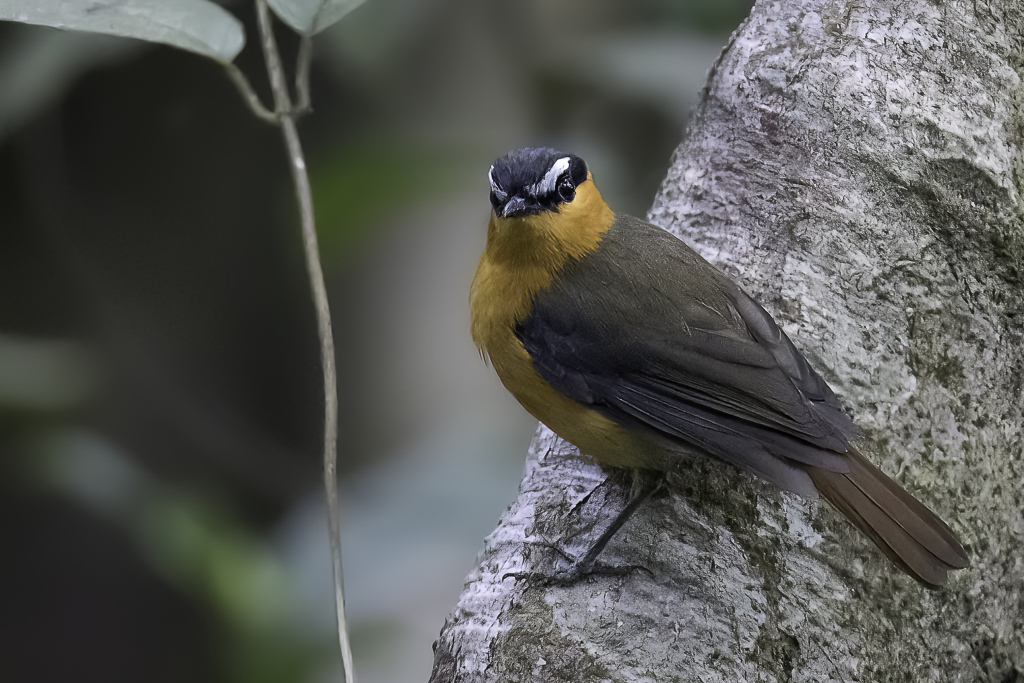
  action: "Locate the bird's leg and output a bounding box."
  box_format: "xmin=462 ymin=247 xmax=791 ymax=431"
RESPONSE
xmin=505 ymin=473 xmax=664 ymax=586
xmin=576 ymin=473 xmax=664 ymax=570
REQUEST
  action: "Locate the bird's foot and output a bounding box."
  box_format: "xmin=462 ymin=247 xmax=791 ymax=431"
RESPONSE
xmin=502 ymin=556 xmax=653 ymax=587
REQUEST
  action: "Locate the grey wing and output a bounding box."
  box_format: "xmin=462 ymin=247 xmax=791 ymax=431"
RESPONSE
xmin=517 ymin=217 xmax=859 ymax=492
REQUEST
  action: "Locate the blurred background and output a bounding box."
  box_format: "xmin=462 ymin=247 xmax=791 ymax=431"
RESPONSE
xmin=0 ymin=1 xmax=752 ymax=681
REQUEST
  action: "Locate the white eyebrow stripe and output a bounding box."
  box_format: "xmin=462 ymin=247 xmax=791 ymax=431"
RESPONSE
xmin=527 ymin=156 xmax=570 ymax=197
xmin=488 ymin=165 xmax=508 ymax=200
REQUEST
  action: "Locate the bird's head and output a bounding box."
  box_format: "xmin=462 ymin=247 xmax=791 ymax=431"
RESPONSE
xmin=484 ymin=148 xmax=615 ymax=267
xmin=487 ymin=147 xmax=590 ymax=219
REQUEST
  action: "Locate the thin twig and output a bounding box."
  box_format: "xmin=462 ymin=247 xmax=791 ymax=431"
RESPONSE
xmin=254 ymin=2 xmax=353 ymax=682
xmin=223 ymin=62 xmax=279 ymax=123
xmin=294 ymin=35 xmax=313 ymax=116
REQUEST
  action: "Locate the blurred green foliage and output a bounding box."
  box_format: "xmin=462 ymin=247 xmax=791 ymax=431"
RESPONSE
xmin=0 ymin=0 xmax=754 ymax=682
xmin=649 ymin=0 xmax=756 ymax=33
xmin=312 ymin=140 xmax=474 ymax=261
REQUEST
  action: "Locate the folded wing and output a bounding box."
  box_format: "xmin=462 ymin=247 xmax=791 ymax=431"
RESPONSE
xmin=516 ymin=214 xmax=967 ymax=585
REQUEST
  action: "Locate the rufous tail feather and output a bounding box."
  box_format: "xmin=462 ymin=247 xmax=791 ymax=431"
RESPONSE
xmin=805 ymin=448 xmax=968 ymax=588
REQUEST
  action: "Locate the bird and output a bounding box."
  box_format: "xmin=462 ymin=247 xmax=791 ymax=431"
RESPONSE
xmin=470 ymin=146 xmax=969 ymax=588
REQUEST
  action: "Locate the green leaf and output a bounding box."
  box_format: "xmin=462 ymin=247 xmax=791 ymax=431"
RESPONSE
xmin=267 ymin=0 xmax=367 ymax=36
xmin=0 ymin=0 xmax=245 ymax=63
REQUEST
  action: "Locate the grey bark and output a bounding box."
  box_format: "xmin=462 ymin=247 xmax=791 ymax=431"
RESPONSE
xmin=431 ymin=0 xmax=1024 ymax=680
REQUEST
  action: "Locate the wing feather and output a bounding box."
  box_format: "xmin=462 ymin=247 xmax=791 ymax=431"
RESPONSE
xmin=516 ymin=215 xmax=857 ymax=483
xmin=514 ymin=214 xmax=968 ymax=586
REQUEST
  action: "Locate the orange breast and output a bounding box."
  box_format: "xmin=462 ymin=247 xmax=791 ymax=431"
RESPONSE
xmin=469 ymin=180 xmax=661 ymax=469
xmin=483 ymin=326 xmax=651 ymax=467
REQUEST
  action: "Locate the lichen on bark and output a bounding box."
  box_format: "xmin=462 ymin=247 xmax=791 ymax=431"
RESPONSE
xmin=431 ymin=0 xmax=1024 ymax=680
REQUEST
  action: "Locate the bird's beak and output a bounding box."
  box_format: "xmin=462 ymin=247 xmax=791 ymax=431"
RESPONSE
xmin=499 ymin=196 xmax=529 ymax=218
xmin=499 ymin=193 xmax=557 ymax=218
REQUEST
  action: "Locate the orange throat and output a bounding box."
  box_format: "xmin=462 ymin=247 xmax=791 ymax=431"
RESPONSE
xmin=470 ymin=177 xmax=615 ymax=355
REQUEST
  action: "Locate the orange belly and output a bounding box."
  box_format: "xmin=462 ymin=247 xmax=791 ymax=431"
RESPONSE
xmin=486 ymin=331 xmax=668 ymax=470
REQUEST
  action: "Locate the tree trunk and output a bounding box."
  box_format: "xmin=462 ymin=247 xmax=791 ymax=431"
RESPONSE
xmin=431 ymin=0 xmax=1024 ymax=680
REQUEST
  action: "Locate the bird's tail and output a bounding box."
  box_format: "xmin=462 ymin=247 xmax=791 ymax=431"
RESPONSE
xmin=805 ymin=448 xmax=969 ymax=588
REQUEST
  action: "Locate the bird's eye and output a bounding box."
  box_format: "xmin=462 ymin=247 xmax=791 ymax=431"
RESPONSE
xmin=557 ymin=177 xmax=575 ymax=202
